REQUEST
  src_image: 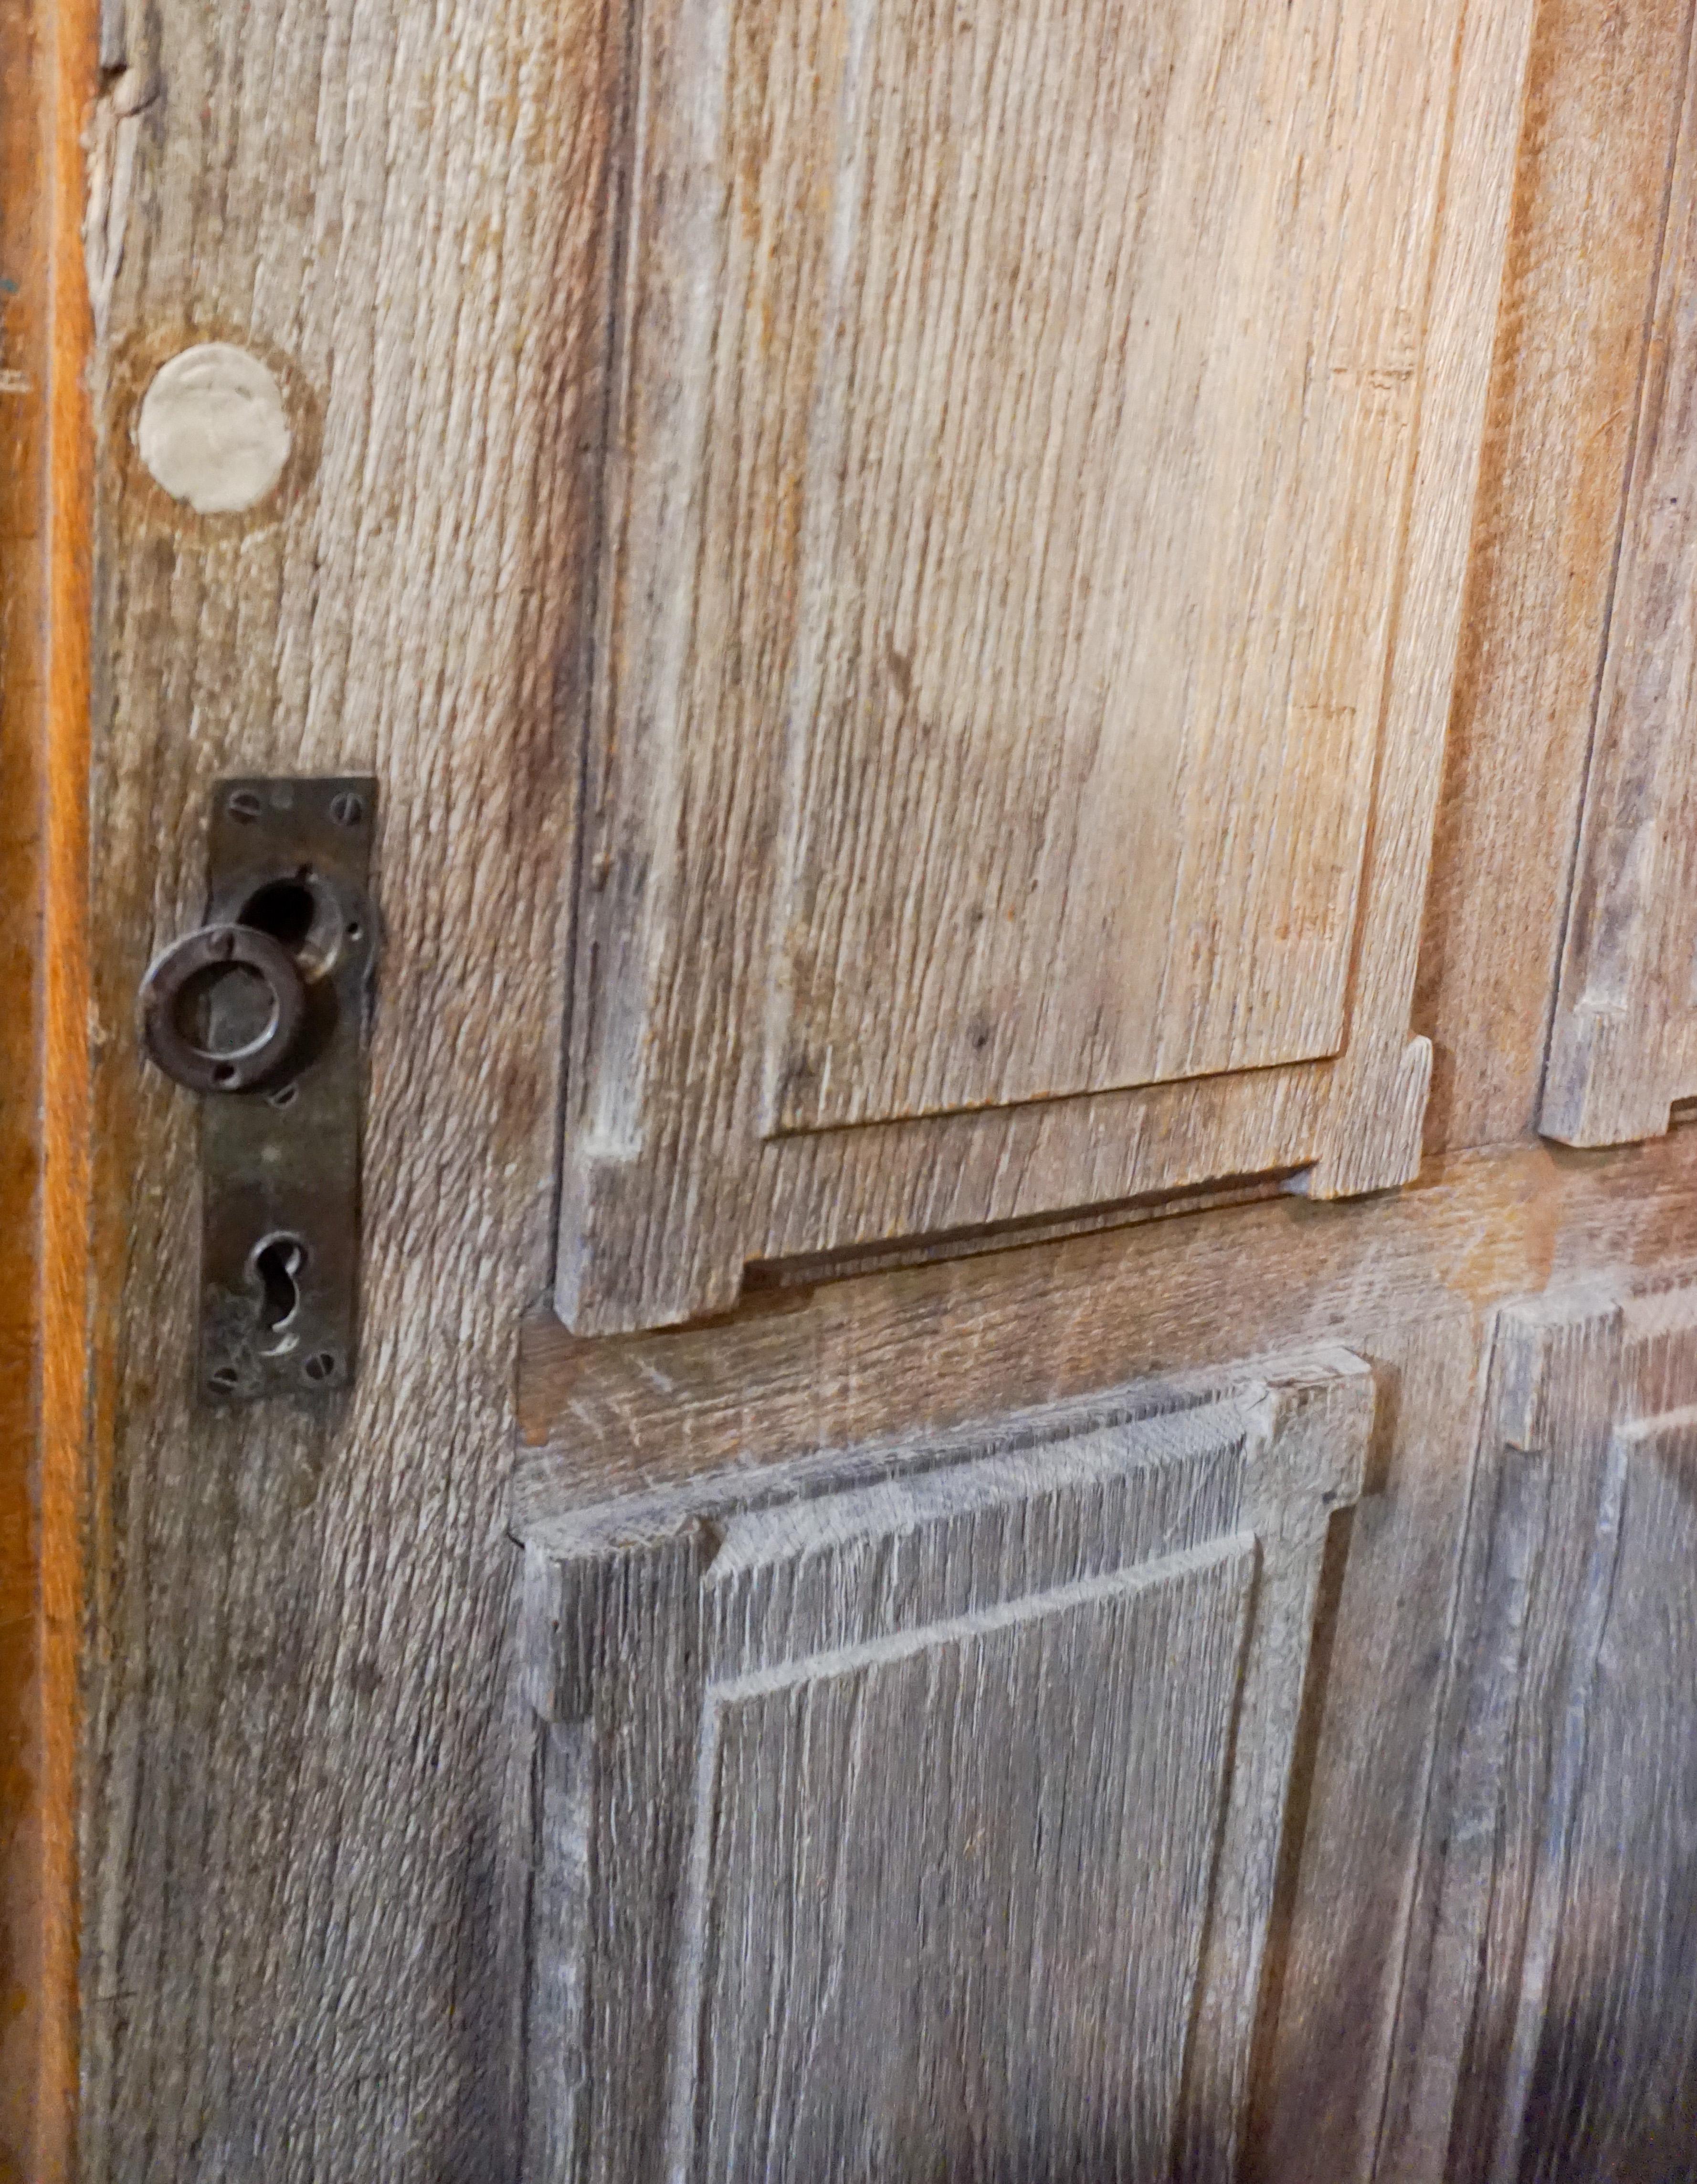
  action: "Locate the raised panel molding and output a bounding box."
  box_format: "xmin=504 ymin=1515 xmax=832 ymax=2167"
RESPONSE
xmin=512 ymin=1348 xmax=1372 ymax=2182
xmin=1383 ymin=1269 xmax=1697 ymax=2184
xmin=1542 ymin=31 xmax=1697 ymax=1147
xmin=557 ymin=0 xmax=1538 ymax=1333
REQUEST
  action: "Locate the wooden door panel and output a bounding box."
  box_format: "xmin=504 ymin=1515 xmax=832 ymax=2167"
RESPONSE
xmin=762 ymin=0 xmax=1417 ymax=1131
xmin=515 ymin=1349 xmax=1371 ymax=2180
xmin=1411 ymin=0 xmax=1697 ymax=1156
xmin=1384 ymin=1271 xmax=1697 ymax=2183
xmin=560 ymin=0 xmax=1537 ymax=1332
xmin=683 ymin=1544 xmax=1251 ymax=2182
xmin=1541 ymin=30 xmax=1697 ymax=1148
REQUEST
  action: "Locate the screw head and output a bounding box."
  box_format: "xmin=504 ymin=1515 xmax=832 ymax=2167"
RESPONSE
xmin=302 ymin=1350 xmax=337 ymax=1384
xmin=328 ymin=792 xmax=365 ymax=828
xmin=227 ymin=788 xmax=264 ymax=823
xmin=208 ymin=1363 xmax=240 ymax=1394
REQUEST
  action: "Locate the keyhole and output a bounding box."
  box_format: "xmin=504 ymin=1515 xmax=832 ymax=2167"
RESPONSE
xmin=252 ymin=1234 xmax=307 ymax=1348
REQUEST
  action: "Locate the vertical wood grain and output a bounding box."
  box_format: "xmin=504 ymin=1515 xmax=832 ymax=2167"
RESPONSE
xmin=518 ymin=1362 xmax=1372 ymax=2183
xmin=0 ymin=0 xmax=49 ymax=2167
xmin=538 ymin=1139 xmax=1697 ymax=2178
xmin=681 ymin=1548 xmax=1254 ymax=2184
xmin=1539 ymin=18 xmax=1697 ymax=1145
xmin=76 ymin=0 xmax=619 ymax=2169
xmin=1416 ymin=0 xmax=1696 ymax=1152
xmin=37 ymin=0 xmax=93 ymax=2131
xmin=61 ymin=0 xmax=1697 ymax=2173
xmin=519 ymin=1532 xmax=716 ymax=2184
xmin=1385 ymin=1271 xmax=1697 ymax=2184
xmin=766 ymin=0 xmax=1443 ymax=1126
xmin=1507 ymin=1414 xmax=1697 ymax=2178
xmin=1 ymin=0 xmax=96 ymax=2165
xmin=560 ymin=0 xmax=1537 ymax=1331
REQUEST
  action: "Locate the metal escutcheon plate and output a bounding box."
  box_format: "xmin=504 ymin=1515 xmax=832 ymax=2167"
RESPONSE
xmin=194 ymin=775 xmax=378 ymax=1402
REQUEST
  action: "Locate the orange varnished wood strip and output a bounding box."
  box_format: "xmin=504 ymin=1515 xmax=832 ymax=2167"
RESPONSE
xmin=0 ymin=0 xmax=91 ymax=2159
xmin=29 ymin=0 xmax=95 ymax=2163
xmin=0 ymin=0 xmax=48 ymax=2163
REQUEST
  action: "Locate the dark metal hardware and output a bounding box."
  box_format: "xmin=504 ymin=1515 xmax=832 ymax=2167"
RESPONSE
xmin=138 ymin=775 xmax=379 ymax=1402
xmin=140 ymin=922 xmax=307 ymax=1092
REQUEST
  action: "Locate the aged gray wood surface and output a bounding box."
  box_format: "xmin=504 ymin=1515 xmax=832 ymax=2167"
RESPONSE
xmin=1384 ymin=1270 xmax=1697 ymax=2183
xmin=516 ymin=1355 xmax=1370 ymax=2182
xmin=682 ymin=1547 xmax=1254 ymax=2183
xmin=558 ymin=0 xmax=1538 ymax=1333
xmin=521 ymin=1134 xmax=1697 ymax=2182
xmin=77 ymin=0 xmax=620 ymax=2168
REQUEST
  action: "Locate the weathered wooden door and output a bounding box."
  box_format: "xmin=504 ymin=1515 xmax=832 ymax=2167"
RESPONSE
xmin=17 ymin=0 xmax=1697 ymax=2177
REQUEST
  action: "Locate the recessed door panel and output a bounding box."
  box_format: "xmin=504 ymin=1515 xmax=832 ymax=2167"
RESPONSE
xmin=514 ymin=1349 xmax=1373 ymax=2181
xmin=678 ymin=1548 xmax=1251 ymax=2182
xmin=761 ymin=0 xmax=1422 ymax=1132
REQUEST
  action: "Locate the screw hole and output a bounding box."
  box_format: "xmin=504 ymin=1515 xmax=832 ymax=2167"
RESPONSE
xmin=212 ymin=1060 xmax=238 ymax=1087
xmin=302 ymin=1350 xmax=337 ymax=1384
xmin=208 ymin=1364 xmax=240 ymax=1393
xmin=227 ymin=789 xmax=263 ymax=823
xmin=329 ymin=792 xmax=365 ymax=828
xmin=267 ymin=1081 xmax=298 ymax=1108
xmin=346 ymin=920 xmax=362 ymax=941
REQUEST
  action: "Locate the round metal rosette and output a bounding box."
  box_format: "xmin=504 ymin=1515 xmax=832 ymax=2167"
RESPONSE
xmin=139 ymin=922 xmax=308 ymax=1093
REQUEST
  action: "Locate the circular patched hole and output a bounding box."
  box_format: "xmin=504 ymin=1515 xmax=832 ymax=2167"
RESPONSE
xmin=137 ymin=343 xmax=292 ymax=515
